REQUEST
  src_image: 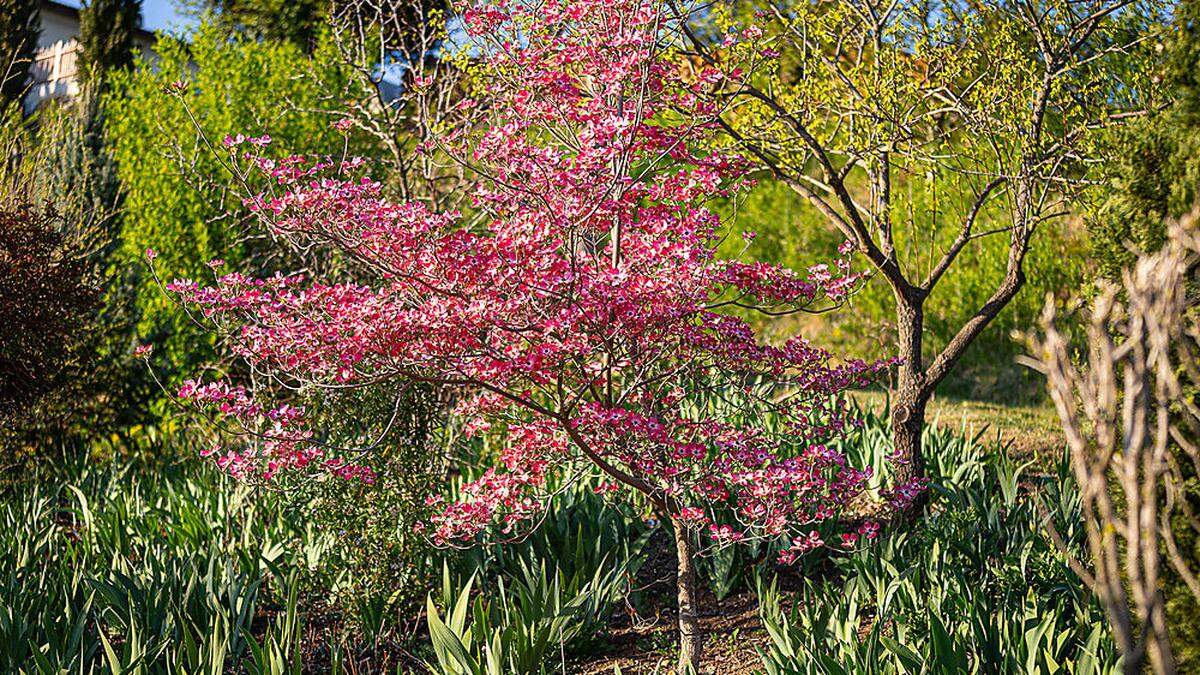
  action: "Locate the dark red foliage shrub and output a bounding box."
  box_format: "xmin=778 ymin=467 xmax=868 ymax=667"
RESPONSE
xmin=0 ymin=204 xmax=100 ymax=440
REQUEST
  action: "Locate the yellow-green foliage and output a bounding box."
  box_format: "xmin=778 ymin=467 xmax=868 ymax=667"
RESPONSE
xmin=708 ymin=0 xmax=1162 ymax=400
xmin=724 ymin=177 xmax=1087 ymax=399
xmin=103 ymin=21 xmax=361 ymax=409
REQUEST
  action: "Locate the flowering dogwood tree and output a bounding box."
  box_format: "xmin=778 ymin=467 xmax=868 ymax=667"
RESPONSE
xmin=161 ymin=0 xmax=893 ymax=667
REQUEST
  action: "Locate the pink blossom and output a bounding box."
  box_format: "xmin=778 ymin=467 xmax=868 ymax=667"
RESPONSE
xmin=593 ymin=481 xmax=620 ymax=496
xmin=858 ymin=520 xmax=881 ymax=540
xmin=777 ymin=529 xmax=824 ymax=564
xmin=884 ymin=477 xmax=929 ymax=511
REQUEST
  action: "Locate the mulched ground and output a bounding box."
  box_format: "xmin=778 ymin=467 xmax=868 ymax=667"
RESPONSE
xmin=576 ymin=588 xmax=767 ymax=674
xmin=570 ymin=529 xmax=777 ymax=674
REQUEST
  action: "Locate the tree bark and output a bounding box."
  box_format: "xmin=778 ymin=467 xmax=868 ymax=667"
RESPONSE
xmin=673 ymin=520 xmax=702 ymax=673
xmin=1143 ymin=589 xmax=1177 ymax=675
xmin=891 ymin=292 xmax=930 ymax=514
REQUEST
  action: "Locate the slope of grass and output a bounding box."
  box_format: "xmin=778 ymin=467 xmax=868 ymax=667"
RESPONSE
xmin=851 ymin=389 xmax=1064 ymax=463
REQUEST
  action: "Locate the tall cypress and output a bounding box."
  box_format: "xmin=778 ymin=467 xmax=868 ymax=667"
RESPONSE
xmin=47 ymin=0 xmax=144 ymax=439
xmin=78 ymin=0 xmax=143 ymax=86
xmin=0 ymin=0 xmax=39 ymax=108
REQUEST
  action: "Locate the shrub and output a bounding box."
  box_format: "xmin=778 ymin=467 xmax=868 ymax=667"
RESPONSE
xmin=287 ymin=384 xmax=444 ymax=633
xmin=0 ymin=204 xmax=102 ymax=458
xmin=103 ymin=21 xmax=363 ymax=429
xmin=1033 ymin=213 xmax=1200 ymax=671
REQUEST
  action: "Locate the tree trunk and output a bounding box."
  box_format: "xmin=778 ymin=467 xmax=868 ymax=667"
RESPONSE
xmin=891 ymin=294 xmax=930 ymax=515
xmin=673 ymin=520 xmax=702 ymax=673
xmin=1144 ymin=589 xmax=1177 ymax=675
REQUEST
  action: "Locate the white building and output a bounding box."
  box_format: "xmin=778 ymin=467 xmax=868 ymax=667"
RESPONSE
xmin=25 ymin=0 xmax=156 ymax=113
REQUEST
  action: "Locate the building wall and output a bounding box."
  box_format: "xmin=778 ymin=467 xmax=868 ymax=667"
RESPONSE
xmin=40 ymin=6 xmax=78 ymax=45
xmin=24 ymin=3 xmax=156 ymax=114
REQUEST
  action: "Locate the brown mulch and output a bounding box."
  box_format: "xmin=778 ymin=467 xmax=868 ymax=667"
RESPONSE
xmin=575 ymin=588 xmax=767 ymax=674
xmin=570 ymin=530 xmax=774 ymax=675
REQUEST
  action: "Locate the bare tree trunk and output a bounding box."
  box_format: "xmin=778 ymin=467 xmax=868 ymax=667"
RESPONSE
xmin=891 ymin=293 xmax=930 ymax=513
xmin=673 ymin=520 xmax=702 ymax=673
xmin=1145 ymin=593 xmax=1177 ymax=675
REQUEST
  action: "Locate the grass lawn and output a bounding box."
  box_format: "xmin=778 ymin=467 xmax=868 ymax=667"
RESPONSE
xmin=851 ymin=389 xmax=1065 ymax=464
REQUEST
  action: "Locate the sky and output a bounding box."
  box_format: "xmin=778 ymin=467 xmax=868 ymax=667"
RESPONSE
xmin=141 ymin=0 xmax=190 ymax=32
xmin=58 ymin=0 xmax=193 ymax=34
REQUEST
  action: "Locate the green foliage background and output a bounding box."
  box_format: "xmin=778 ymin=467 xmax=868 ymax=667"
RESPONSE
xmin=103 ymin=22 xmax=363 ymax=429
xmin=722 ymin=178 xmax=1088 ymax=401
xmin=1089 ymin=0 xmax=1200 ymax=278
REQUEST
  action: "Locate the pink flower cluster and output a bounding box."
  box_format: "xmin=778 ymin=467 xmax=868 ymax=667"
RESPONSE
xmin=884 ymin=476 xmax=930 ymax=512
xmin=427 ymin=420 xmax=568 ymax=544
xmin=176 ymin=379 xmax=374 ymax=484
xmin=166 ymin=0 xmax=901 ymax=557
xmin=776 ymin=520 xmax=881 ymax=565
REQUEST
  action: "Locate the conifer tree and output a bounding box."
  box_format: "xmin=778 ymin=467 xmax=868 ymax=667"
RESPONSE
xmin=1090 ymin=0 xmax=1200 ymax=277
xmin=78 ymin=0 xmax=143 ymax=86
xmin=189 ymin=0 xmax=324 ymax=51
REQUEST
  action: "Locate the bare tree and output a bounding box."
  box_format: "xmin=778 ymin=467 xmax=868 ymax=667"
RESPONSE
xmin=322 ymin=0 xmax=475 ymax=212
xmin=678 ymin=0 xmax=1165 ymax=498
xmin=1029 ymin=211 xmax=1200 ymax=675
